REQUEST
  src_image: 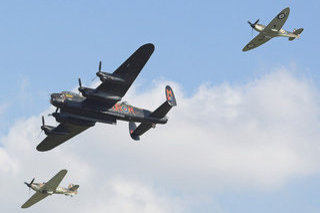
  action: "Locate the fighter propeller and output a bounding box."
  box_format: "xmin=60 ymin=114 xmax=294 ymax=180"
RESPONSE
xmin=248 ymin=19 xmax=259 ymax=36
xmin=24 ymin=178 xmax=35 ymax=194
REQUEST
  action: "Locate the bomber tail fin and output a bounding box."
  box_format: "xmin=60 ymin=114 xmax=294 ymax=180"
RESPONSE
xmin=129 ymin=86 xmax=177 ymax=140
xmin=289 ymin=28 xmax=304 ymax=41
xmin=151 ymin=86 xmax=177 ymax=119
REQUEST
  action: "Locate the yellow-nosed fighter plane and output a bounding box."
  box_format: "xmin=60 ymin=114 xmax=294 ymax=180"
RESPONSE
xmin=21 ymin=169 xmax=79 ymax=208
xmin=243 ymin=7 xmax=303 ymax=51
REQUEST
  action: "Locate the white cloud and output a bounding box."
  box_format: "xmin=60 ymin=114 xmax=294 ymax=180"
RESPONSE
xmin=0 ymin=67 xmax=320 ymax=211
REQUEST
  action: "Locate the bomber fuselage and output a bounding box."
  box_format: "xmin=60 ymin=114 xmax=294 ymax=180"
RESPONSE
xmin=50 ymin=91 xmax=168 ymax=126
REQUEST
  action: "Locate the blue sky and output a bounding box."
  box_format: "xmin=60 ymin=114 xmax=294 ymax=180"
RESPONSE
xmin=1 ymin=0 xmax=320 ymax=212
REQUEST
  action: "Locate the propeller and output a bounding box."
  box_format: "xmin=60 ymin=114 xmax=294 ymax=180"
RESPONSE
xmin=248 ymin=19 xmax=259 ymax=37
xmin=24 ymin=178 xmax=35 ymax=194
xmin=78 ymin=78 xmax=82 ymax=88
xmin=92 ymin=61 xmax=102 ymax=82
xmin=78 ymin=78 xmax=83 ymax=94
xmin=37 ymin=116 xmax=45 ymax=138
xmin=48 ymin=107 xmax=59 ymax=116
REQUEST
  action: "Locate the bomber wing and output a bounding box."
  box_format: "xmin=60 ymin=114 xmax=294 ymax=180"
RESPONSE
xmin=83 ymin=43 xmax=155 ymax=108
xmin=264 ymin=7 xmax=290 ymax=32
xmin=21 ymin=192 xmax=49 ymax=208
xmin=242 ymin=33 xmax=272 ymax=51
xmin=37 ymin=123 xmax=92 ymax=151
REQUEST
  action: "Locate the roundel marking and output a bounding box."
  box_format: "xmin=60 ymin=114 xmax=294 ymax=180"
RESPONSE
xmin=122 ymin=105 xmax=128 ymax=113
xmin=278 ymin=13 xmax=285 ymax=19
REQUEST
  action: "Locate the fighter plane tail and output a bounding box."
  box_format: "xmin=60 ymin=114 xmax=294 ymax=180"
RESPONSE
xmin=68 ymin=184 xmax=79 ymax=191
xmin=289 ymin=28 xmax=304 ymax=41
xmin=129 ymin=86 xmax=177 ymax=140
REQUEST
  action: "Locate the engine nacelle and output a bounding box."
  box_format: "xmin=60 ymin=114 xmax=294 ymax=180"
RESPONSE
xmin=96 ymin=72 xmax=125 ymax=84
xmin=79 ymin=87 xmax=121 ymax=102
xmin=41 ymin=125 xmax=68 ymax=136
xmin=52 ymin=112 xmax=95 ymax=127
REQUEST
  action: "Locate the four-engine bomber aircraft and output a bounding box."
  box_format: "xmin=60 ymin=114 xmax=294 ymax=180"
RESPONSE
xmin=22 ymin=169 xmax=79 ymax=208
xmin=243 ymin=7 xmax=303 ymax=51
xmin=36 ymin=43 xmax=177 ymax=152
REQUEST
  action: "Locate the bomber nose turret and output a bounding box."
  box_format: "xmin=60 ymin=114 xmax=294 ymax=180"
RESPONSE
xmin=50 ymin=93 xmax=65 ymax=107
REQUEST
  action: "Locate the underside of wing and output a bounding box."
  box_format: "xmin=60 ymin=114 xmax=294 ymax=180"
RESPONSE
xmin=264 ymin=7 xmax=290 ymax=32
xmin=43 ymin=169 xmax=68 ymax=192
xmin=21 ymin=192 xmax=49 ymax=208
xmin=36 ymin=123 xmax=92 ymax=151
xmin=85 ymin=43 xmax=154 ymax=107
xmin=242 ymin=33 xmax=272 ymax=51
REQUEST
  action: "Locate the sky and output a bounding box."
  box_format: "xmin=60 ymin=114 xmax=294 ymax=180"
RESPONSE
xmin=0 ymin=0 xmax=320 ymax=212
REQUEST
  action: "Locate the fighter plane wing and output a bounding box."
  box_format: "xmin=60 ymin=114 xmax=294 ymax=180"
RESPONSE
xmin=242 ymin=33 xmax=272 ymax=51
xmin=85 ymin=43 xmax=155 ymax=107
xmin=36 ymin=123 xmax=92 ymax=151
xmin=42 ymin=169 xmax=68 ymax=191
xmin=264 ymin=7 xmax=290 ymax=32
xmin=21 ymin=191 xmax=49 ymax=208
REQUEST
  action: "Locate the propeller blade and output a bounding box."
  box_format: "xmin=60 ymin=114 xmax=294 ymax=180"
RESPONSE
xmin=248 ymin=19 xmax=259 ymax=29
xmin=42 ymin=116 xmax=45 ymax=126
xmin=25 ymin=178 xmax=34 ymax=195
xmin=37 ymin=129 xmax=43 ymax=139
xmin=92 ymin=61 xmax=102 ymax=82
xmin=78 ymin=78 xmax=82 ymax=88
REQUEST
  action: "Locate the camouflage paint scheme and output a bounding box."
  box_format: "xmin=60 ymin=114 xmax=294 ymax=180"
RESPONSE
xmin=22 ymin=170 xmax=79 ymax=208
xmin=243 ymin=7 xmax=304 ymax=51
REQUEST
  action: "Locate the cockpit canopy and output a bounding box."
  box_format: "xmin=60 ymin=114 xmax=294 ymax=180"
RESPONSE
xmin=61 ymin=91 xmax=83 ymax=100
xmin=120 ymin=101 xmax=129 ymax=105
